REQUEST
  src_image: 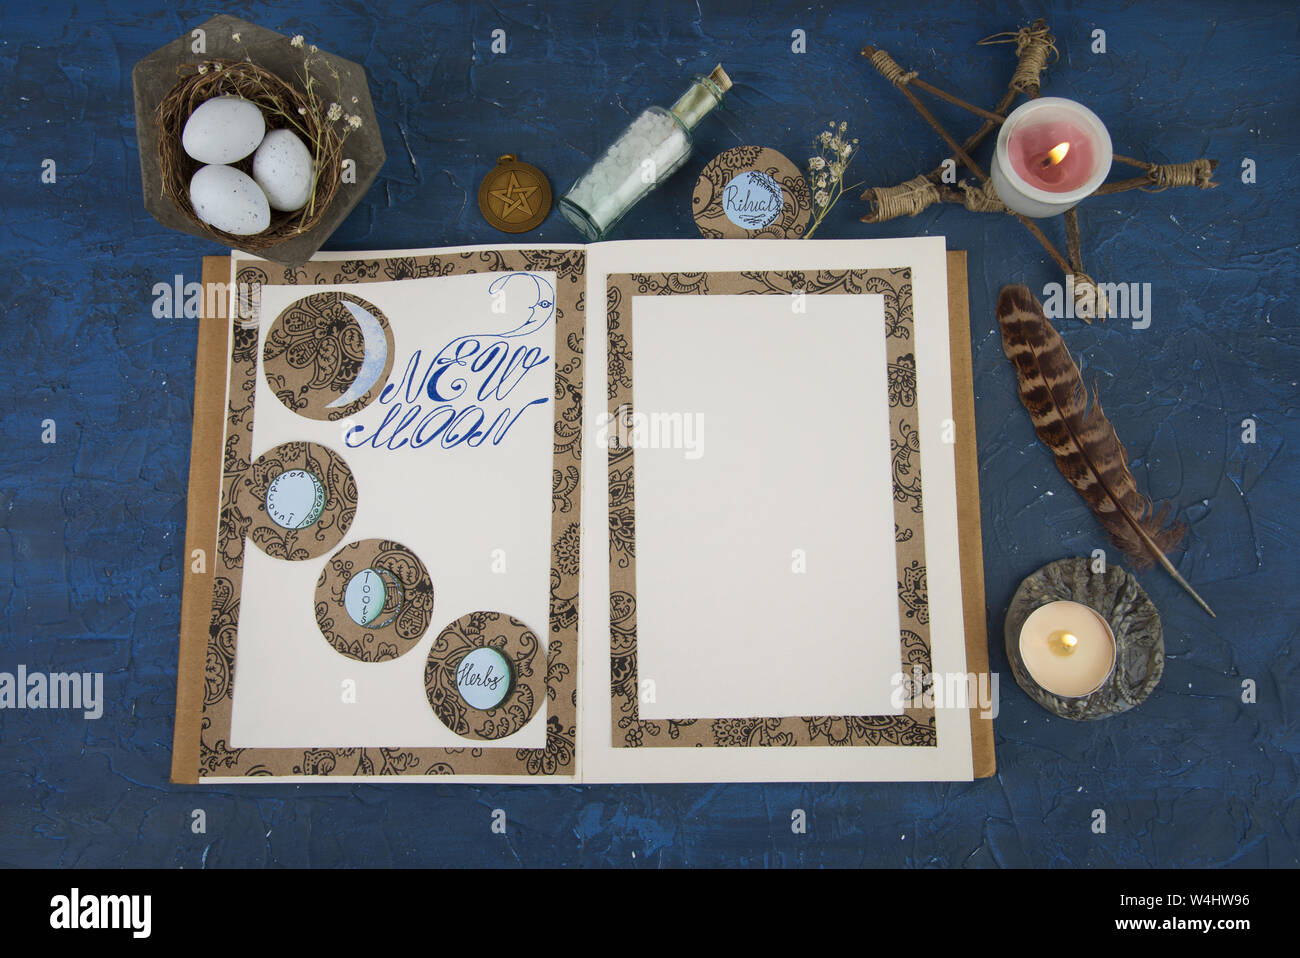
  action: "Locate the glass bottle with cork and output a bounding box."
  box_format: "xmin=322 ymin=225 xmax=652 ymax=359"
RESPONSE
xmin=559 ymin=65 xmax=733 ymax=241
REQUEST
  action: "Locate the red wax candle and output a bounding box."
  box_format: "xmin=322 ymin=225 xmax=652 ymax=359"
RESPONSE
xmin=991 ymin=98 xmax=1112 ymax=218
xmin=1008 ymin=119 xmax=1097 ymax=192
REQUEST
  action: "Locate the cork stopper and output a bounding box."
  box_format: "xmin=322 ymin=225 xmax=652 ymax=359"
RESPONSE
xmin=670 ymin=65 xmax=732 ymax=130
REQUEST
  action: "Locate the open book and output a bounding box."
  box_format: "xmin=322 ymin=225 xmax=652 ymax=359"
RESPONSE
xmin=171 ymin=238 xmax=994 ymax=783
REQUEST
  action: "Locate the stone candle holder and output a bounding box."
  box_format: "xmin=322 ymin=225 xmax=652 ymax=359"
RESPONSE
xmin=1004 ymin=557 xmax=1163 ymax=720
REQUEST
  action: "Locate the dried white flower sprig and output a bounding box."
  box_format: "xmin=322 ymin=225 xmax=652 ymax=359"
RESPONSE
xmin=233 ymin=33 xmax=365 ymax=217
xmin=804 ymin=120 xmax=861 ymax=239
xmin=285 ymin=35 xmax=363 ymax=138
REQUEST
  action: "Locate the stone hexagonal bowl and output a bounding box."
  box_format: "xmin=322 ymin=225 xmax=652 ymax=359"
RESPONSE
xmin=132 ymin=14 xmax=385 ymax=266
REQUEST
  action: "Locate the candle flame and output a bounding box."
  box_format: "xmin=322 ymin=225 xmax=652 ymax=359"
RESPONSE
xmin=1048 ymin=630 xmax=1079 ymax=656
xmin=1042 ymin=141 xmax=1070 ymax=168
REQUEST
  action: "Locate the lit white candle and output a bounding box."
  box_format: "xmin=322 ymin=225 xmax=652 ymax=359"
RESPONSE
xmin=990 ymin=97 xmax=1113 ymax=218
xmin=1018 ymin=600 xmax=1116 ymax=697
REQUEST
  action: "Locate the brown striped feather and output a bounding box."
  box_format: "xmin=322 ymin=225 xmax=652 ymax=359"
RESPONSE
xmin=996 ymin=284 xmax=1214 ymax=617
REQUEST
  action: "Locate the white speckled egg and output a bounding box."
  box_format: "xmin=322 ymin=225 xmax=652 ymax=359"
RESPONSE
xmin=182 ymin=96 xmax=266 ymax=164
xmin=252 ymin=129 xmax=315 ymax=211
xmin=189 ymin=164 xmax=271 ymax=236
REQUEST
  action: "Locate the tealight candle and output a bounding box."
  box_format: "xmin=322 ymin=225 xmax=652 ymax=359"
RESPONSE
xmin=1018 ymin=600 xmax=1117 ymax=698
xmin=990 ymin=97 xmax=1113 ymax=218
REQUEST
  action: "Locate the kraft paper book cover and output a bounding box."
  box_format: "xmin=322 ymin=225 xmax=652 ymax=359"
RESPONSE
xmin=171 ymin=237 xmax=994 ymax=784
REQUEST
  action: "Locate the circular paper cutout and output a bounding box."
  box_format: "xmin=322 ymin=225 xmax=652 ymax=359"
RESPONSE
xmin=456 ymin=646 xmax=514 ymax=710
xmin=314 ymin=539 xmax=435 ymax=662
xmin=693 ymin=146 xmax=812 ymax=239
xmin=424 ymin=611 xmax=541 ymax=741
xmin=344 ymin=566 xmax=404 ymax=628
xmin=722 ymin=170 xmax=784 ymax=229
xmin=262 ymin=291 xmax=395 ymax=421
xmin=244 ymin=442 xmax=357 ymax=560
xmin=265 ymin=469 xmax=326 ymax=529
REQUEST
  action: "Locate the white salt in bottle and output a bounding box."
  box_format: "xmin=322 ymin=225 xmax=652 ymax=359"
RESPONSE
xmin=560 ymin=65 xmax=732 ymax=241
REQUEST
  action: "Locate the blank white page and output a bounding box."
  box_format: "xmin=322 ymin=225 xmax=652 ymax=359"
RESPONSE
xmin=632 ymin=293 xmax=902 ymax=719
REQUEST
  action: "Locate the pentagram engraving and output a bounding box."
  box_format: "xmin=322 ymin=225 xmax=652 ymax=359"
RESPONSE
xmin=477 ymin=155 xmax=552 ymax=233
xmin=490 ymin=172 xmax=538 ymax=219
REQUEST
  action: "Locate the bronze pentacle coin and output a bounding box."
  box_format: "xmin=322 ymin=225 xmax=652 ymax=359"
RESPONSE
xmin=477 ymin=154 xmax=552 ymax=233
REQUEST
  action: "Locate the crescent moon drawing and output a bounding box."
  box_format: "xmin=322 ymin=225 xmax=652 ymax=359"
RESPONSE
xmin=488 ymin=272 xmax=555 ymax=338
xmin=327 ymin=299 xmax=390 ymax=409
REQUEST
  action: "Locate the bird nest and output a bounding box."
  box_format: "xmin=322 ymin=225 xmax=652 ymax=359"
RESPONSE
xmin=154 ymin=58 xmax=342 ymax=251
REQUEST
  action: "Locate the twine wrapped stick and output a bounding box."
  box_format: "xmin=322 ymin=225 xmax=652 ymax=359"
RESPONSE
xmin=863 ymin=175 xmax=1008 ymax=219
xmin=858 ymin=22 xmax=1217 ymax=321
xmin=980 ymin=21 xmax=1058 ymax=96
xmin=862 ymin=158 xmax=1217 ymax=221
xmin=1100 ymin=154 xmax=1219 ymax=194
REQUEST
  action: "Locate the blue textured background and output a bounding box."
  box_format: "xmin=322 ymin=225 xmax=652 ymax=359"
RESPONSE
xmin=0 ymin=0 xmax=1296 ymax=868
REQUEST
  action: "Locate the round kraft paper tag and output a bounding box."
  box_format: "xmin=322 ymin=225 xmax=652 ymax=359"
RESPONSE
xmin=314 ymin=538 xmax=434 ymax=663
xmin=693 ymin=146 xmax=813 ymax=239
xmin=424 ymin=611 xmax=541 ymax=741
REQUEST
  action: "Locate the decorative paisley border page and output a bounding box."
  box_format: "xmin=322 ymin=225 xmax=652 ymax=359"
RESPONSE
xmin=579 ymin=239 xmax=975 ymax=783
xmin=204 ymin=245 xmax=586 ymax=783
xmin=606 ymin=274 xmax=930 ymax=744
